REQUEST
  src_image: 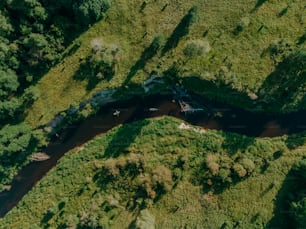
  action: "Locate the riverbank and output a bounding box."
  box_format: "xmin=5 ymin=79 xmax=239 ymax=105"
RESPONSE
xmin=1 ymin=92 xmax=306 ymax=218
xmin=1 ymin=116 xmax=305 ymax=228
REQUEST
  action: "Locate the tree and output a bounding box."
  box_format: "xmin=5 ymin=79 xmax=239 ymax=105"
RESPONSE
xmin=0 ymin=11 xmax=13 ymax=37
xmin=0 ymin=123 xmax=33 ymax=186
xmin=73 ymin=0 xmax=111 ymax=26
xmin=0 ymin=68 xmax=19 ymax=98
xmin=22 ymin=33 xmax=48 ymax=65
xmin=0 ymin=69 xmax=20 ymax=120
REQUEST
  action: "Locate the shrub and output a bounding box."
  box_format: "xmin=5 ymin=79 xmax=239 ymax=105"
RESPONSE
xmin=291 ymin=197 xmax=306 ymax=226
xmin=152 ymin=165 xmax=173 ymax=192
xmin=134 ymin=209 xmax=155 ymax=229
xmin=206 ymin=154 xmax=220 ymax=176
xmin=183 ymin=39 xmax=211 ymax=57
xmin=240 ymin=158 xmax=255 ymax=174
xmin=73 ymin=0 xmax=112 ymax=26
xmin=87 ymin=39 xmax=120 ymax=79
xmin=218 ymin=168 xmax=232 ymax=183
xmin=269 ymin=39 xmax=293 ymax=63
xmin=232 ymin=163 xmax=247 ymax=178
xmin=233 ymin=17 xmax=250 ymax=35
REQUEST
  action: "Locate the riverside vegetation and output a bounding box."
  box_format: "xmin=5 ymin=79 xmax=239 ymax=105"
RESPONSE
xmin=0 ymin=0 xmax=305 ymax=228
xmin=1 ymin=117 xmax=306 ymax=228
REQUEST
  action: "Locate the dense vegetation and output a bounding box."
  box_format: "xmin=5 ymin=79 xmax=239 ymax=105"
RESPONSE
xmin=0 ymin=0 xmax=111 ymax=190
xmin=1 ymin=117 xmax=305 ymax=228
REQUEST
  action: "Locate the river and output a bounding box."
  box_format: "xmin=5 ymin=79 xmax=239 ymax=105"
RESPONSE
xmin=1 ymin=93 xmax=306 ymax=217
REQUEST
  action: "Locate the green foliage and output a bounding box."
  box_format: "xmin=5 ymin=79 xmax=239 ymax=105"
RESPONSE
xmin=0 ymin=123 xmax=34 ymax=187
xmin=73 ymin=0 xmax=111 ymax=26
xmin=0 ymin=117 xmax=295 ymax=228
xmin=0 ymin=98 xmax=21 ymax=120
xmin=0 ymin=69 xmax=21 ymax=120
xmin=0 ymin=69 xmax=18 ymax=98
xmin=0 ymin=124 xmax=32 ymax=161
xmin=183 ymin=39 xmax=211 ymax=57
xmin=291 ymin=197 xmax=306 ymax=226
xmin=134 ymin=209 xmax=155 ymax=229
xmin=87 ymin=40 xmax=119 ymax=78
xmin=0 ymin=11 xmax=13 ymax=37
xmin=74 ymin=39 xmax=119 ymax=89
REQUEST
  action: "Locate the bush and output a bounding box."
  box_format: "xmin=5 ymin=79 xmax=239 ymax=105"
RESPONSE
xmin=269 ymin=39 xmax=293 ymax=63
xmin=291 ymin=197 xmax=306 ymax=226
xmin=232 ymin=163 xmax=247 ymax=178
xmin=152 ymin=165 xmax=173 ymax=192
xmin=206 ymin=154 xmax=220 ymax=176
xmin=134 ymin=209 xmax=155 ymax=229
xmin=73 ymin=0 xmax=112 ymax=26
xmin=233 ymin=17 xmax=250 ymax=35
xmin=183 ymin=39 xmax=211 ymax=57
xmin=87 ymin=39 xmax=120 ymax=79
xmin=240 ymin=158 xmax=255 ymax=174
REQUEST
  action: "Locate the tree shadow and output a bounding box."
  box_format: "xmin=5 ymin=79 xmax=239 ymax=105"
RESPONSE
xmin=267 ymin=159 xmax=306 ymax=229
xmin=161 ymin=6 xmax=198 ymax=55
xmin=61 ymin=41 xmax=82 ymax=60
xmin=297 ymin=32 xmax=306 ymax=45
xmin=221 ymin=132 xmax=256 ymax=155
xmin=123 ymin=36 xmax=164 ymax=85
xmin=252 ymin=0 xmax=268 ymax=12
xmin=103 ymin=119 xmax=150 ymax=158
xmin=285 ymin=132 xmax=306 ymax=150
xmin=259 ymin=51 xmax=306 ymax=112
xmin=278 ymin=6 xmax=289 ymax=17
xmin=73 ymin=56 xmax=114 ymax=91
xmin=180 ymin=76 xmax=258 ymax=112
xmin=93 ymin=119 xmax=150 ymax=192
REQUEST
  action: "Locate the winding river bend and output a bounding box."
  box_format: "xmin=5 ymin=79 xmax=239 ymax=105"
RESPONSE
xmin=1 ymin=93 xmax=306 ymax=217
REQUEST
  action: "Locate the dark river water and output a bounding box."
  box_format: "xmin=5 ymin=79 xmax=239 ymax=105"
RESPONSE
xmin=1 ymin=94 xmax=306 ymax=217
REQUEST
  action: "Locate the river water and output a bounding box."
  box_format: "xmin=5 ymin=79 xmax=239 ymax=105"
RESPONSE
xmin=1 ymin=94 xmax=306 ymax=217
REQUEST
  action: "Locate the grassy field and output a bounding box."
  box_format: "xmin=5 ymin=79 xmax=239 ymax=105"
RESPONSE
xmin=25 ymin=0 xmax=306 ymax=127
xmin=1 ymin=117 xmax=306 ymax=228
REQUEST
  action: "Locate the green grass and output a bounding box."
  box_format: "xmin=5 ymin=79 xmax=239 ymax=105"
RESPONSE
xmin=25 ymin=0 xmax=306 ymax=127
xmin=1 ymin=117 xmax=305 ymax=228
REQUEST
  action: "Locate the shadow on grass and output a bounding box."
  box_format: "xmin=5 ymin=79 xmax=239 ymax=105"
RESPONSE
xmin=259 ymin=51 xmax=306 ymax=111
xmin=221 ymin=132 xmax=256 ymax=155
xmin=252 ymin=0 xmax=268 ymax=12
xmin=73 ymin=57 xmax=114 ymax=91
xmin=93 ymin=119 xmax=150 ymax=190
xmin=123 ymin=36 xmax=164 ymax=85
xmin=267 ymin=159 xmax=306 ymax=229
xmin=61 ymin=42 xmax=82 ymax=60
xmin=103 ymin=119 xmax=150 ymax=158
xmin=161 ymin=6 xmax=198 ymax=55
xmin=285 ymin=133 xmax=306 ymax=150
xmin=180 ymin=76 xmax=256 ymax=111
xmin=297 ymin=32 xmax=306 ymax=45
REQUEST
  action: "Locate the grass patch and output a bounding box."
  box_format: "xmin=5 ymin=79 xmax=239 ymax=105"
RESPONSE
xmin=25 ymin=0 xmax=306 ymax=127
